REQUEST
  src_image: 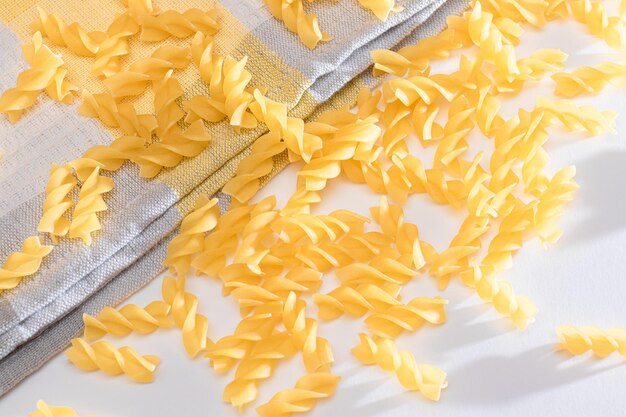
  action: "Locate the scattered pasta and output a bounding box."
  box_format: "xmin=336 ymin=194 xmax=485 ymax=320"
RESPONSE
xmin=28 ymin=400 xmax=95 ymax=417
xmin=556 ymin=325 xmax=626 ymax=358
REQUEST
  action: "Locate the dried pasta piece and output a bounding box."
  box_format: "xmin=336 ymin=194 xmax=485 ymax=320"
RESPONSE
xmin=283 ymin=292 xmax=334 ymax=372
xmin=140 ymin=8 xmax=219 ymax=42
xmin=121 ymin=0 xmax=155 ymax=16
xmin=0 ymin=236 xmax=53 ymax=291
xmin=79 ymin=91 xmax=157 ymax=139
xmin=352 ymin=333 xmax=448 ymax=401
xmin=164 ymin=196 xmax=220 ymax=277
xmin=0 ymin=32 xmax=63 ymax=123
xmin=65 ymin=338 xmax=159 ymax=383
xmin=477 ymin=0 xmax=549 ymax=27
xmin=358 ymin=0 xmax=403 ymax=21
xmin=206 ymin=313 xmax=281 ymax=373
xmin=264 ymin=0 xmax=330 ymax=49
xmin=569 ymin=0 xmax=626 ymax=50
xmin=103 ymin=46 xmax=190 ymax=98
xmin=68 ymin=159 xmax=114 ymax=246
xmin=492 ymin=48 xmax=567 ymax=94
xmin=188 ymin=33 xmax=257 ymax=130
xmin=313 ymin=283 xmax=401 ymax=320
xmin=256 ymin=372 xmax=341 ymax=417
xmin=222 ymin=132 xmax=287 ymax=202
xmin=556 ymin=325 xmax=626 ymax=358
xmin=28 ymin=400 xmax=95 ymax=417
xmin=162 ymin=276 xmax=212 ymax=357
xmin=365 ymin=296 xmax=448 ymax=339
xmin=223 ymin=332 xmax=297 ymax=410
xmin=37 ymin=164 xmax=77 ymax=242
xmin=33 ymin=7 xmax=101 ymax=56
xmin=336 ymin=256 xmax=417 ymax=287
xmin=532 ymin=166 xmax=578 ymax=245
xmin=460 ymin=264 xmax=537 ymax=329
xmin=552 ymin=62 xmax=626 ymax=97
xmin=82 ymin=135 xmax=145 ymax=173
xmin=92 ymin=14 xmax=139 ymax=78
xmin=83 ymin=301 xmax=173 ymax=340
xmin=537 ymin=96 xmax=617 ymax=135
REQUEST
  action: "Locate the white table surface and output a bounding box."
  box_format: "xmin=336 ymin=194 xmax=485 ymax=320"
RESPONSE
xmin=2 ymin=9 xmax=626 ymax=417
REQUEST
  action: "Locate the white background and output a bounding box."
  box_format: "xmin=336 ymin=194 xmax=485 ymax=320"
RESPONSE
xmin=2 ymin=8 xmax=626 ymax=417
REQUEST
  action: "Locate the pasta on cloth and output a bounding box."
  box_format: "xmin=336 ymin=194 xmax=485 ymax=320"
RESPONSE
xmin=0 ymin=0 xmax=468 ymax=396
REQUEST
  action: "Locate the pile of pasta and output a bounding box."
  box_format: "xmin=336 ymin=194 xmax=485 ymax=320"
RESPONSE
xmin=1 ymin=0 xmax=626 ymax=415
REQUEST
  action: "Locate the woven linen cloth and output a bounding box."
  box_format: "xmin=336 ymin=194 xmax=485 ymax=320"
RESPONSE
xmin=0 ymin=0 xmax=469 ymax=396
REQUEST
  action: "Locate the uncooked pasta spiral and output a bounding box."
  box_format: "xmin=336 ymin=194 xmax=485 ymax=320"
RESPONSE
xmin=83 ymin=301 xmax=173 ymax=341
xmin=33 ymin=7 xmax=101 ymax=56
xmin=0 ymin=236 xmax=53 ymax=291
xmin=261 ymin=266 xmax=323 ymax=298
xmin=206 ymin=313 xmax=281 ymax=373
xmin=358 ymin=0 xmax=402 ymax=21
xmin=458 ymin=154 xmax=498 ymax=218
xmin=162 ymin=276 xmax=212 ymax=357
xmin=66 ymin=338 xmax=159 ymax=383
xmin=371 ymin=16 xmax=468 ymax=77
xmin=459 ymin=264 xmax=537 ymax=329
xmin=189 ymin=33 xmax=257 ymax=130
xmin=468 ymin=1 xmax=521 ymax=79
xmin=477 ymin=0 xmax=549 ymax=27
xmin=28 ymin=400 xmax=94 ymax=417
xmin=134 ymin=118 xmax=212 ymax=179
xmin=381 ymin=73 xmax=459 ymax=109
xmin=223 ymin=332 xmax=297 ymax=410
xmin=536 ymin=96 xmax=617 ymax=135
xmin=481 ymin=200 xmax=534 ymax=272
xmin=336 ymin=255 xmax=417 ymax=287
xmin=140 ymin=8 xmax=219 ymax=42
xmin=271 ymin=211 xmax=367 ymax=245
xmin=0 ymin=32 xmax=63 ymax=123
xmin=264 ymin=0 xmax=330 ymax=49
xmin=493 ymin=49 xmax=567 ymax=94
xmin=432 ymin=96 xmax=475 ymax=177
xmin=352 ymin=333 xmax=448 ymax=401
xmin=569 ymin=0 xmax=625 ymax=50
xmin=153 ymin=69 xmax=185 ymax=138
xmin=67 ymin=159 xmax=114 ymax=246
xmin=92 ymin=14 xmax=139 ymax=78
xmin=37 ymin=164 xmax=77 ymax=242
xmin=283 ymin=292 xmax=334 ymax=373
xmin=256 ymin=372 xmax=341 ymax=417
xmin=81 ymin=135 xmax=145 ymax=173
xmin=121 ymin=0 xmax=155 ymax=16
xmin=164 ymin=196 xmax=219 ymax=277
xmin=556 ymin=325 xmax=626 ymax=357
xmin=533 ymin=166 xmax=578 ymax=245
xmin=313 ymin=283 xmax=401 ymax=320
xmin=103 ymin=46 xmax=190 ymax=98
xmin=365 ymin=296 xmax=448 ymax=339
xmin=552 ymin=62 xmax=626 ymax=97
xmin=222 ymin=132 xmax=287 ymax=202
xmin=79 ymin=91 xmax=157 ymax=139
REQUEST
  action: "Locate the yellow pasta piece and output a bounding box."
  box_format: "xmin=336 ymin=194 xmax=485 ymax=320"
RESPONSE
xmin=358 ymin=0 xmax=403 ymax=21
xmin=37 ymin=164 xmax=77 ymax=242
xmin=82 ymin=135 xmax=145 ymax=173
xmin=92 ymin=14 xmax=139 ymax=78
xmin=264 ymin=0 xmax=330 ymax=49
xmin=352 ymin=333 xmax=448 ymax=401
xmin=283 ymin=292 xmax=334 ymax=372
xmin=336 ymin=255 xmax=417 ymax=287
xmin=256 ymin=372 xmax=341 ymax=417
xmin=365 ymin=296 xmax=448 ymax=339
xmin=67 ymin=159 xmax=114 ymax=246
xmin=552 ymin=62 xmax=626 ymax=97
xmin=139 ymin=8 xmax=219 ymax=42
xmin=492 ymin=48 xmax=567 ymax=94
xmin=28 ymin=400 xmax=96 ymax=417
xmin=79 ymin=91 xmax=157 ymax=139
xmin=162 ymin=276 xmax=212 ymax=357
xmin=83 ymin=301 xmax=173 ymax=340
xmin=0 ymin=32 xmax=63 ymax=122
xmin=537 ymin=96 xmax=617 ymax=135
xmin=121 ymin=0 xmax=155 ymax=16
xmin=477 ymin=0 xmax=549 ymax=27
xmin=222 ymin=132 xmax=287 ymax=202
xmin=569 ymin=0 xmax=626 ymax=50
xmin=313 ymin=283 xmax=401 ymax=320
xmin=164 ymin=196 xmax=220 ymax=277
xmin=66 ymin=338 xmax=159 ymax=383
xmin=223 ymin=332 xmax=297 ymax=410
xmin=206 ymin=313 xmax=281 ymax=373
xmin=556 ymin=325 xmax=626 ymax=357
xmin=460 ymin=265 xmax=537 ymax=329
xmin=103 ymin=46 xmax=190 ymax=98
xmin=0 ymin=236 xmax=53 ymax=291
xmin=33 ymin=7 xmax=101 ymax=56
